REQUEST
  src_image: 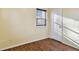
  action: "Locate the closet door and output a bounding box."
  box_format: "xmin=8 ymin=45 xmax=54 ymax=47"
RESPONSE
xmin=63 ymin=8 xmax=79 ymax=46
xmin=52 ymin=8 xmax=63 ymax=41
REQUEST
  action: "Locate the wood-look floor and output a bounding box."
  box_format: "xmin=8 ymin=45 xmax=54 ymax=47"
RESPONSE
xmin=4 ymin=38 xmax=79 ymax=51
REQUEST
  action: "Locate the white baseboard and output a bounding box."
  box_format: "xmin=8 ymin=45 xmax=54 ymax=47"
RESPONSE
xmin=1 ymin=36 xmax=79 ymax=51
xmin=0 ymin=37 xmax=48 ymax=51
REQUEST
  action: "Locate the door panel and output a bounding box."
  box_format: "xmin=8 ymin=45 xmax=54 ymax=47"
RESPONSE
xmin=52 ymin=8 xmax=62 ymax=40
xmin=63 ymin=8 xmax=79 ymax=45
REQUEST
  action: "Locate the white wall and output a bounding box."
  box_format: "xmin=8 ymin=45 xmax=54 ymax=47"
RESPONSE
xmin=0 ymin=8 xmax=49 ymax=50
xmin=50 ymin=8 xmax=79 ymax=49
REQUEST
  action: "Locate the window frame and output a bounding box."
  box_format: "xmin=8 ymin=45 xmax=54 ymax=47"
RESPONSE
xmin=36 ymin=8 xmax=47 ymax=26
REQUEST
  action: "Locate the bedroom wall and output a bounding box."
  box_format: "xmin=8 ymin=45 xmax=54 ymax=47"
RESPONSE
xmin=62 ymin=8 xmax=79 ymax=48
xmin=49 ymin=8 xmax=79 ymax=49
xmin=0 ymin=8 xmax=49 ymax=49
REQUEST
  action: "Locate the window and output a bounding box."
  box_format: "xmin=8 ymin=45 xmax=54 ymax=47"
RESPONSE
xmin=36 ymin=8 xmax=46 ymax=26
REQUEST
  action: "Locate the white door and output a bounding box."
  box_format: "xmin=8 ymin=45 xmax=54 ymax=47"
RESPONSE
xmin=50 ymin=8 xmax=63 ymax=41
xmin=63 ymin=9 xmax=79 ymax=45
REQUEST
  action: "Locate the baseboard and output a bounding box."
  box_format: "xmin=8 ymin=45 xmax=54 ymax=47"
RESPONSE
xmin=0 ymin=37 xmax=48 ymax=51
xmin=50 ymin=37 xmax=79 ymax=50
xmin=1 ymin=36 xmax=79 ymax=51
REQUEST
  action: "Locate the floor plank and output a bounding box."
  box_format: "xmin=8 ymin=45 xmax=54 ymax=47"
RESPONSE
xmin=4 ymin=38 xmax=79 ymax=51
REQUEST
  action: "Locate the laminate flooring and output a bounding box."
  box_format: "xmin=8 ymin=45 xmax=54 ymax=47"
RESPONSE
xmin=5 ymin=38 xmax=79 ymax=51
